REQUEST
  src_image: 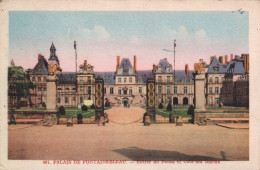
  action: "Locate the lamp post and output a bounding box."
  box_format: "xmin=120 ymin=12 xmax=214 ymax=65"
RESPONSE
xmin=163 ymin=40 xmax=176 ymax=107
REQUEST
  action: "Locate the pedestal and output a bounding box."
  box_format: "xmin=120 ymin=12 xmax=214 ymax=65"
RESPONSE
xmin=194 ymin=73 xmax=206 ymax=111
xmin=46 ymin=75 xmax=58 ymax=111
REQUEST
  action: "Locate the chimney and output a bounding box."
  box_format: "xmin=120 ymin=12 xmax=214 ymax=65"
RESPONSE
xmin=225 ymin=55 xmax=228 ymax=64
xmin=117 ymin=56 xmax=120 ymax=71
xmin=230 ymin=54 xmax=233 ymax=61
xmin=244 ymin=54 xmax=249 ymax=73
xmin=219 ymin=56 xmax=223 ymax=64
xmin=185 ymin=64 xmax=189 ymax=77
xmin=247 ymin=54 xmax=249 ymax=73
xmin=134 ymin=55 xmax=137 ymax=73
xmin=153 ymin=64 xmax=156 ymax=74
xmin=38 ymin=54 xmax=43 ymax=62
xmin=84 ymin=60 xmax=87 ymax=72
xmin=210 ymin=56 xmax=214 ymax=64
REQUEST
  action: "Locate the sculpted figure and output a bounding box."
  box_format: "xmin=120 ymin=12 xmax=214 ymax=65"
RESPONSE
xmin=48 ymin=64 xmax=57 ymax=76
xmin=194 ymin=60 xmax=204 ymax=75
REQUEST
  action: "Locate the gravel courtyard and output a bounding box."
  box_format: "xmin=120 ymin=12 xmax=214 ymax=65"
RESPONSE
xmin=8 ymin=107 xmax=249 ymax=161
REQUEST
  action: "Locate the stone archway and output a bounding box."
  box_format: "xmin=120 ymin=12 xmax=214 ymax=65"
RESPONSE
xmin=183 ymin=97 xmax=188 ymax=105
xmin=173 ymin=97 xmax=178 ymax=105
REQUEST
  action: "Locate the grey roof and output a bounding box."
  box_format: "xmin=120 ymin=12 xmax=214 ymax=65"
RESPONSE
xmin=174 ymin=70 xmax=194 ymax=83
xmin=48 ymin=43 xmax=59 ymax=62
xmin=57 ymin=72 xmax=76 ymax=84
xmin=207 ymin=57 xmax=226 ymax=74
xmin=95 ymin=72 xmax=115 ymax=84
xmin=120 ymin=58 xmax=132 ymax=72
xmin=136 ymin=70 xmax=153 ymax=83
xmin=226 ymin=61 xmax=244 ymax=75
xmin=31 ymin=56 xmax=49 ymax=75
xmin=158 ymin=58 xmax=173 ymax=73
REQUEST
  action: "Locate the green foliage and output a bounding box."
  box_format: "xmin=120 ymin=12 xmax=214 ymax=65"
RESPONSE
xmin=187 ymin=105 xmax=194 ymax=115
xmin=82 ymin=105 xmax=88 ymax=111
xmin=42 ymin=102 xmax=46 ymax=108
xmin=90 ymin=104 xmax=95 ymax=109
xmin=166 ymin=103 xmax=172 ymax=111
xmin=59 ymin=106 xmax=66 ymax=115
xmin=8 ymin=62 xmax=34 ymax=101
xmin=159 ymin=103 xmax=163 ymax=109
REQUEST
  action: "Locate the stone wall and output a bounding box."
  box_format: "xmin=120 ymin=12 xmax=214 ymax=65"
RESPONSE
xmin=194 ymin=110 xmax=249 ymax=124
xmin=8 ymin=110 xmax=58 ymax=125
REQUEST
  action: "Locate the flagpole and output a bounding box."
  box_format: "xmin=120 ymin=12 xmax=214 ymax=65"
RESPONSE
xmin=173 ymin=40 xmax=176 ymax=83
xmin=74 ymin=41 xmax=77 ymax=73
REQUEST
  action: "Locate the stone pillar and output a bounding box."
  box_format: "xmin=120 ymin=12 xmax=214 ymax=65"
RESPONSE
xmin=194 ymin=72 xmax=206 ymax=111
xmin=46 ymin=75 xmax=58 ymax=111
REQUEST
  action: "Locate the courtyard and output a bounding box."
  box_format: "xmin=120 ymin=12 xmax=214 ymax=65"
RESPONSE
xmin=8 ymin=107 xmax=249 ymax=161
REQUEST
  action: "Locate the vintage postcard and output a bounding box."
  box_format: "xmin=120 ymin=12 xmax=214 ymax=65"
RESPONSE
xmin=0 ymin=0 xmax=260 ymax=169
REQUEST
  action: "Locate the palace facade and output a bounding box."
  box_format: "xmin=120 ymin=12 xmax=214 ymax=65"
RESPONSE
xmin=10 ymin=43 xmax=249 ymax=108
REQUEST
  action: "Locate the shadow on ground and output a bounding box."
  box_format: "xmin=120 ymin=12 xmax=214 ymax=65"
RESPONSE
xmin=112 ymin=147 xmax=228 ymax=161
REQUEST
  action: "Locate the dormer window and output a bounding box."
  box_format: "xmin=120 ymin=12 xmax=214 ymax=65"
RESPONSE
xmin=118 ymin=68 xmax=122 ymax=74
xmin=87 ymin=67 xmax=91 ymax=73
xmin=213 ymin=65 xmax=219 ymax=72
xmin=129 ymin=68 xmax=133 ymax=74
xmin=80 ymin=67 xmax=83 ymax=73
xmin=166 ymin=66 xmax=170 ymax=73
xmin=158 ymin=66 xmax=161 ymax=73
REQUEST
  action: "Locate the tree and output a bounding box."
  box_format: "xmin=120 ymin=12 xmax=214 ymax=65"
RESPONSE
xmin=167 ymin=102 xmax=172 ymax=111
xmin=8 ymin=60 xmax=34 ymax=106
xmin=159 ymin=103 xmax=163 ymax=109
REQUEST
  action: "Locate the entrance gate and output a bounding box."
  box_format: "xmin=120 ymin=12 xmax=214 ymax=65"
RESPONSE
xmin=95 ymin=77 xmax=104 ymax=122
xmin=146 ymin=77 xmax=156 ymax=123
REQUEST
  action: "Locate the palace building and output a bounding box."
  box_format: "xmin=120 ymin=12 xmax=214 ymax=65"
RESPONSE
xmin=13 ymin=43 xmax=249 ymax=108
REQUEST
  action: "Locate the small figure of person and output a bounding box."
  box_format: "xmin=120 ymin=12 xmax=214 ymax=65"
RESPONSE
xmin=10 ymin=108 xmax=16 ymax=125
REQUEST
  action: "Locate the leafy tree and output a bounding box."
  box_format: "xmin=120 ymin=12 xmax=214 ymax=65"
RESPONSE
xmin=167 ymin=102 xmax=172 ymax=111
xmin=159 ymin=103 xmax=163 ymax=109
xmin=90 ymin=104 xmax=95 ymax=109
xmin=59 ymin=106 xmax=66 ymax=115
xmin=8 ymin=60 xmax=34 ymax=105
xmin=82 ymin=105 xmax=88 ymax=111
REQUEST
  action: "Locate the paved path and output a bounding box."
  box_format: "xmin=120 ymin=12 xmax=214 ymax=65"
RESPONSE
xmin=106 ymin=107 xmax=145 ymax=125
xmin=8 ymin=106 xmax=249 ymax=161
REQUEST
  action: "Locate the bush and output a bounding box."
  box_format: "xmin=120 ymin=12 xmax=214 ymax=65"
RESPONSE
xmin=159 ymin=103 xmax=163 ymax=109
xmin=59 ymin=106 xmax=66 ymax=115
xmin=42 ymin=102 xmax=46 ymax=108
xmin=105 ymin=100 xmax=110 ymax=107
xmin=82 ymin=105 xmax=88 ymax=111
xmin=167 ymin=103 xmax=172 ymax=111
xmin=90 ymin=104 xmax=95 ymax=109
xmin=187 ymin=105 xmax=194 ymax=116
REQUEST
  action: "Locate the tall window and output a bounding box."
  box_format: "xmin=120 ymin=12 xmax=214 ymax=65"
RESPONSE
xmin=57 ymin=97 xmax=61 ymax=103
xmin=158 ymin=76 xmax=162 ymax=82
xmin=80 ymin=97 xmax=83 ymax=103
xmin=166 ymin=66 xmax=170 ymax=73
xmin=215 ymin=98 xmax=219 ymax=104
xmin=80 ymin=87 xmax=84 ymax=94
xmin=87 ymin=76 xmax=91 ymax=83
xmin=65 ymin=97 xmax=68 ymax=104
xmin=110 ymin=87 xmax=114 ymax=94
xmin=32 ymin=77 xmax=35 ymax=82
xmin=184 ymin=86 xmax=187 ymax=94
xmin=44 ymin=77 xmax=46 ymax=82
xmin=215 ymin=77 xmax=219 ymax=83
xmin=80 ymin=77 xmax=83 ymax=84
xmin=44 ymin=87 xmax=46 ymax=94
xmin=129 ymin=78 xmax=132 ymax=83
xmin=158 ymin=86 xmax=162 ymax=94
xmin=129 ymin=89 xmax=132 ymax=95
xmin=209 ymin=87 xmax=212 ymax=94
xmin=174 ymin=86 xmax=177 ymax=94
xmin=72 ymin=97 xmax=76 ymax=103
xmin=124 ymin=78 xmax=127 ymax=83
xmin=38 ymin=87 xmax=42 ymax=94
xmin=215 ymin=87 xmax=219 ymax=94
xmin=118 ymin=78 xmax=121 ymax=83
xmin=167 ymin=86 xmax=171 ymax=94
xmin=209 ymin=77 xmax=212 ymax=83
xmin=167 ymin=76 xmax=171 ymax=82
xmin=88 ymin=95 xmax=91 ymax=100
xmin=118 ymin=89 xmax=121 ymax=95
xmin=139 ymin=87 xmax=142 ymax=94
xmin=38 ymin=77 xmax=41 ymax=82
xmin=88 ymin=86 xmax=91 ymax=94
xmin=104 ymin=88 xmax=106 ymax=94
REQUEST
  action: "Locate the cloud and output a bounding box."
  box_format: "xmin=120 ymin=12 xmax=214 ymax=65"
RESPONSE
xmin=130 ymin=36 xmax=141 ymax=45
xmin=81 ymin=25 xmax=110 ymax=41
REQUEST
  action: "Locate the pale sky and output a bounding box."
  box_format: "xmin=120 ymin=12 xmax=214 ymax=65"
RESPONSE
xmin=9 ymin=11 xmax=248 ymax=72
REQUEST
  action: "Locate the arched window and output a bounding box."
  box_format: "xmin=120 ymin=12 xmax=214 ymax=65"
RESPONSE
xmin=183 ymin=97 xmax=188 ymax=105
xmin=173 ymin=97 xmax=178 ymax=105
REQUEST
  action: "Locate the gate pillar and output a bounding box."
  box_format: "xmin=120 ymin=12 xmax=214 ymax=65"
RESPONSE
xmin=146 ymin=77 xmax=156 ymax=123
xmin=95 ymin=77 xmax=104 ymax=122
